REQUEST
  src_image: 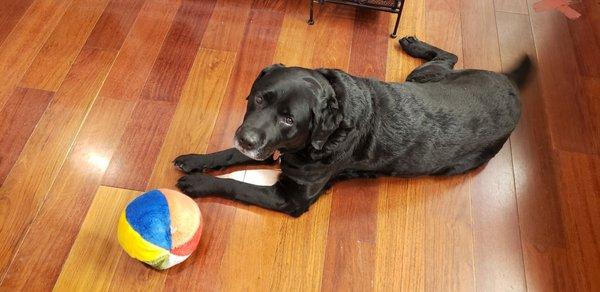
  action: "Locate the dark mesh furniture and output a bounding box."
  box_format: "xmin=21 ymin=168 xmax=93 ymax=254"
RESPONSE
xmin=308 ymin=0 xmax=404 ymax=38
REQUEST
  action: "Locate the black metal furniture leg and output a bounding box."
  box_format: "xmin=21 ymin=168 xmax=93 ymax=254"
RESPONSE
xmin=308 ymin=0 xmax=315 ymax=25
xmin=390 ymin=11 xmax=400 ymax=38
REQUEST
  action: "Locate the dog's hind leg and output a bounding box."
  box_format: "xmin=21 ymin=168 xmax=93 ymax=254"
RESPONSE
xmin=399 ymin=36 xmax=458 ymax=83
xmin=174 ymin=148 xmax=277 ymax=173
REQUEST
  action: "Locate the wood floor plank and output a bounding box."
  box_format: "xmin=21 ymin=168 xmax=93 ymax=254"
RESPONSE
xmin=459 ymin=4 xmax=527 ymax=290
xmin=0 ymin=88 xmax=53 ymax=186
xmin=526 ymin=0 xmax=598 ymax=153
xmin=0 ymin=0 xmax=35 ymax=47
xmin=264 ymin=4 xmax=344 ymax=290
xmin=83 ymin=0 xmax=146 ymax=50
xmin=208 ymin=9 xmax=284 ymax=152
xmin=556 ymin=151 xmax=600 ymax=291
xmin=117 ymin=47 xmax=235 ymax=292
xmin=322 ymin=9 xmax=388 ymax=291
xmin=200 ymin=0 xmax=252 ymax=52
xmin=375 ymin=1 xmax=426 ymax=290
xmin=0 ymin=97 xmax=135 ymax=290
xmin=310 ymin=4 xmax=355 ymax=69
xmin=424 ymin=176 xmax=475 ymax=291
xmin=494 ymin=0 xmax=528 ymax=14
xmin=147 ymin=48 xmax=236 ymax=190
xmin=251 ymin=0 xmax=287 ymax=12
xmin=0 ymin=0 xmax=73 ymax=111
xmin=0 ymin=47 xmax=116 ymax=280
xmin=102 ymin=100 xmax=177 ymax=191
xmin=175 ymin=5 xmax=335 ymax=289
xmin=161 ymin=9 xmax=286 ymax=291
xmin=385 ymin=0 xmax=425 ymax=83
xmin=567 ymin=3 xmax=600 ymax=78
xmin=102 ymin=0 xmax=217 ymax=190
xmin=375 ymin=179 xmax=426 ymax=291
xmin=53 ymin=186 xmax=139 ymax=291
xmin=460 ymin=0 xmax=501 ymax=71
xmin=139 ymin=0 xmax=217 ymax=102
xmin=271 ymin=0 xmax=316 ymax=67
xmin=423 ymin=0 xmax=464 ymax=70
xmin=496 ymin=11 xmax=566 ymax=292
xmin=346 ymin=9 xmax=388 ymax=79
xmin=19 ymin=0 xmax=111 ymax=92
xmin=99 ymin=0 xmax=181 ymax=101
xmin=391 ymin=1 xmax=477 ymax=289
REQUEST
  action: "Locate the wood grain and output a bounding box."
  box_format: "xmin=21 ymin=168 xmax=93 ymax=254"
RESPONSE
xmin=375 ymin=1 xmax=426 ymax=290
xmin=106 ymin=48 xmax=234 ymax=292
xmin=53 ymin=186 xmax=139 ymax=291
xmin=147 ymin=48 xmax=236 ymax=190
xmin=347 ymin=9 xmax=388 ymax=79
xmin=322 ymin=10 xmax=389 ymax=291
xmin=385 ymin=0 xmax=425 ymax=83
xmin=0 ymin=0 xmax=35 ymax=46
xmin=102 ymin=100 xmax=177 ymax=191
xmin=310 ymin=4 xmax=355 ymax=69
xmin=556 ymin=150 xmax=600 ymax=291
xmin=162 ymin=9 xmax=286 ymax=291
xmin=200 ymin=0 xmax=252 ymax=52
xmin=423 ymin=0 xmax=463 ymax=70
xmin=83 ymin=0 xmax=146 ymax=50
xmin=19 ymin=0 xmax=111 ymax=91
xmin=460 ymin=0 xmax=501 ymax=71
xmin=496 ymin=11 xmax=565 ymax=292
xmin=102 ymin=0 xmax=218 ymax=190
xmin=208 ymin=9 xmax=284 ymax=152
xmin=462 ymin=6 xmax=526 ymax=291
xmin=0 ymin=47 xmax=116 ymax=280
xmin=567 ymin=3 xmax=600 ymax=78
xmin=424 ymin=176 xmax=475 ymax=291
xmin=0 ymin=0 xmax=73 ymax=111
xmin=375 ymin=179 xmax=426 ymax=291
xmin=99 ymin=0 xmax=181 ymax=101
xmin=0 ymin=97 xmax=135 ymax=291
xmin=139 ymin=0 xmax=217 ymax=102
xmin=0 ymin=0 xmax=598 ymax=289
xmin=322 ymin=179 xmax=381 ymax=291
xmin=526 ymin=0 xmax=598 ymax=153
xmin=494 ymin=0 xmax=528 ymax=14
xmin=0 ymin=88 xmax=52 ymax=186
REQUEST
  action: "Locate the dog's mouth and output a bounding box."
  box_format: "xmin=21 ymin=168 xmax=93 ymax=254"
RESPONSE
xmin=234 ymin=139 xmax=273 ymax=161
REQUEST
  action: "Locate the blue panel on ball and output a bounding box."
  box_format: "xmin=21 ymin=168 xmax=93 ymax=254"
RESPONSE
xmin=125 ymin=189 xmax=172 ymax=250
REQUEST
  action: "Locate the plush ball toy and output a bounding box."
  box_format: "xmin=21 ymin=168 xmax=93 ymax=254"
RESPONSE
xmin=117 ymin=189 xmax=203 ymax=270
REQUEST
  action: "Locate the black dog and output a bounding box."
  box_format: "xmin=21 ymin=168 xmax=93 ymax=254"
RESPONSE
xmin=174 ymin=36 xmax=531 ymax=217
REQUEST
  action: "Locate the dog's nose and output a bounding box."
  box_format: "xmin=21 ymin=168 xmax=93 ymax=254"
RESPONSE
xmin=238 ymin=130 xmax=261 ymax=150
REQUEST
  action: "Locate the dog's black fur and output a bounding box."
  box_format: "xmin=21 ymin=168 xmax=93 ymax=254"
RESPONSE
xmin=174 ymin=36 xmax=532 ymax=217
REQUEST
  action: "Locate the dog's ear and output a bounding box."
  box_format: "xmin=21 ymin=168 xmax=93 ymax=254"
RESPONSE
xmin=254 ymin=63 xmax=285 ymax=83
xmin=305 ymin=76 xmax=342 ymax=150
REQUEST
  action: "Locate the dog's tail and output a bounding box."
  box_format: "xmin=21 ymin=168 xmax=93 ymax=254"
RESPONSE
xmin=503 ymin=55 xmax=533 ymax=89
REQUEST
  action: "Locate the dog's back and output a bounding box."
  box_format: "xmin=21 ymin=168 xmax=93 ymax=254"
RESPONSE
xmin=352 ymin=57 xmax=531 ymax=176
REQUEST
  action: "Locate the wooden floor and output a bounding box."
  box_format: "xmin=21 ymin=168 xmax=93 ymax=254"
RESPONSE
xmin=0 ymin=0 xmax=598 ymax=290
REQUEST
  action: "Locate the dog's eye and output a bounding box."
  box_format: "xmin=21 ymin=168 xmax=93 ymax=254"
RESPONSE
xmin=284 ymin=116 xmax=294 ymax=125
xmin=255 ymin=96 xmax=263 ymax=104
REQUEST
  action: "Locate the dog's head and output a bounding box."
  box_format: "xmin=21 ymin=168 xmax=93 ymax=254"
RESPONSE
xmin=234 ymin=64 xmax=342 ymax=160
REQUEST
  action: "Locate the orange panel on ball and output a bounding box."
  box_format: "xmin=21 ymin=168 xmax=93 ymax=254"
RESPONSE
xmin=160 ymin=189 xmax=202 ymax=249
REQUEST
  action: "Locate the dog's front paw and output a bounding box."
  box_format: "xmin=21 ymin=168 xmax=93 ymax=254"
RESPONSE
xmin=176 ymin=174 xmax=219 ymax=197
xmin=173 ymin=154 xmax=211 ymax=173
